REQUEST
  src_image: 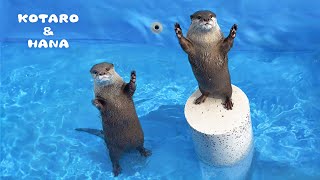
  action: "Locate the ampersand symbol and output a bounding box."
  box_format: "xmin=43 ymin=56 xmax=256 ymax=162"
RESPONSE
xmin=43 ymin=27 xmax=54 ymax=36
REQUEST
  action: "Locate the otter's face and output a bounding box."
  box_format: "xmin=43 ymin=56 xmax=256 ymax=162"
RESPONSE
xmin=90 ymin=62 xmax=115 ymax=86
xmin=190 ymin=10 xmax=217 ymax=31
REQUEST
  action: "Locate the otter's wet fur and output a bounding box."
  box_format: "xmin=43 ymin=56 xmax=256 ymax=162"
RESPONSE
xmin=79 ymin=62 xmax=151 ymax=177
xmin=175 ymin=10 xmax=238 ymax=110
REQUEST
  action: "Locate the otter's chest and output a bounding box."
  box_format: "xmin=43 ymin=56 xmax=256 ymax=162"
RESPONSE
xmin=190 ymin=45 xmax=225 ymax=69
xmin=94 ymin=85 xmax=130 ymax=107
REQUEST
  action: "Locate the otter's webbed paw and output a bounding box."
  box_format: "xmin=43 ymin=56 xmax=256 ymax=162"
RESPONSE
xmin=137 ymin=147 xmax=152 ymax=157
xmin=229 ymin=24 xmax=238 ymax=38
xmin=130 ymin=70 xmax=136 ymax=85
xmin=125 ymin=70 xmax=136 ymax=97
xmin=92 ymin=99 xmax=104 ymax=110
xmin=222 ymin=98 xmax=234 ymax=110
xmin=174 ymin=23 xmax=183 ymax=39
xmin=194 ymin=94 xmax=208 ymax=104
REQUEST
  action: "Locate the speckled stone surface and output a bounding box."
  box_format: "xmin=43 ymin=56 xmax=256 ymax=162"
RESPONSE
xmin=199 ymin=144 xmax=254 ymax=179
xmin=185 ymin=85 xmax=253 ymax=166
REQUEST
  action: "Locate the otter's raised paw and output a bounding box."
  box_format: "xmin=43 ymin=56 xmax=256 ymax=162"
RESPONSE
xmin=174 ymin=23 xmax=183 ymax=38
xmin=113 ymin=164 xmax=122 ymax=177
xmin=194 ymin=94 xmax=208 ymax=104
xmin=229 ymin=24 xmax=238 ymax=38
xmin=130 ymin=70 xmax=136 ymax=83
xmin=222 ymin=98 xmax=234 ymax=110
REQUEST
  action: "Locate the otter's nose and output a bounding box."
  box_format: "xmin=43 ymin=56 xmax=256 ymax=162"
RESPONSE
xmin=203 ymin=18 xmax=210 ymax=22
xmin=99 ymin=72 xmax=106 ymax=76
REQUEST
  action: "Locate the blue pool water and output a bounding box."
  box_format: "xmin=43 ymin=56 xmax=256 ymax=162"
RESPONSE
xmin=1 ymin=0 xmax=320 ymax=179
xmin=1 ymin=42 xmax=320 ymax=179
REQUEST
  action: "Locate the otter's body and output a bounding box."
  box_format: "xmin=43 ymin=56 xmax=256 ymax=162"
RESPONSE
xmin=175 ymin=10 xmax=237 ymax=109
xmin=94 ymin=79 xmax=144 ymax=151
xmin=187 ymin=30 xmax=232 ymax=99
xmin=87 ymin=62 xmax=151 ymax=176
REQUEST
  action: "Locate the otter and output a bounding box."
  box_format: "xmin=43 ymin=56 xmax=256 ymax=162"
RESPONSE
xmin=174 ymin=10 xmax=237 ymax=110
xmin=78 ymin=62 xmax=151 ymax=177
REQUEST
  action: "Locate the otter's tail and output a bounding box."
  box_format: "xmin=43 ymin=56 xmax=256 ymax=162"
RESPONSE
xmin=75 ymin=128 xmax=104 ymax=139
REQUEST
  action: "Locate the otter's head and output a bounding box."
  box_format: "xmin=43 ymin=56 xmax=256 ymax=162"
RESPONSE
xmin=190 ymin=10 xmax=218 ymax=32
xmin=90 ymin=62 xmax=115 ymax=86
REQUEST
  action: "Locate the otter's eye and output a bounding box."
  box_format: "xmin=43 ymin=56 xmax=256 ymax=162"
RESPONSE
xmin=92 ymin=70 xmax=98 ymax=74
xmin=210 ymin=14 xmax=213 ymax=18
xmin=197 ymin=16 xmax=201 ymax=20
xmin=106 ymin=68 xmax=109 ymax=71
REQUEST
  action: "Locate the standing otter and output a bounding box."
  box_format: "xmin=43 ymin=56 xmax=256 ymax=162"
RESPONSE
xmin=174 ymin=10 xmax=237 ymax=110
xmin=83 ymin=62 xmax=151 ymax=176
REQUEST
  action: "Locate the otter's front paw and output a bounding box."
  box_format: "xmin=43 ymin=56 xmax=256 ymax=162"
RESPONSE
xmin=130 ymin=70 xmax=136 ymax=83
xmin=92 ymin=99 xmax=103 ymax=110
xmin=229 ymin=24 xmax=238 ymax=38
xmin=174 ymin=23 xmax=183 ymax=38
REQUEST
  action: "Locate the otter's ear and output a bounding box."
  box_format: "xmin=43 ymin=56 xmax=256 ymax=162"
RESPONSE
xmin=190 ymin=15 xmax=193 ymax=20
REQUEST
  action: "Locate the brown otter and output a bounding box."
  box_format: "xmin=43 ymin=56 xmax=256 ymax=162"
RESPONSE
xmin=79 ymin=62 xmax=151 ymax=177
xmin=174 ymin=10 xmax=237 ymax=110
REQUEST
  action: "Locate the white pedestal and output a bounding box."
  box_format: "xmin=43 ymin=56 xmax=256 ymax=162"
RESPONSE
xmin=185 ymin=85 xmax=253 ymax=166
xmin=199 ymin=145 xmax=254 ymax=180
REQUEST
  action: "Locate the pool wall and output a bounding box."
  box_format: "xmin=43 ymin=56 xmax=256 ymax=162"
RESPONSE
xmin=1 ymin=0 xmax=320 ymax=51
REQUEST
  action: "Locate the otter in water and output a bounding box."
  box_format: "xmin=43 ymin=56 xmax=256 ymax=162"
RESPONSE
xmin=78 ymin=62 xmax=151 ymax=177
xmin=174 ymin=10 xmax=237 ymax=110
